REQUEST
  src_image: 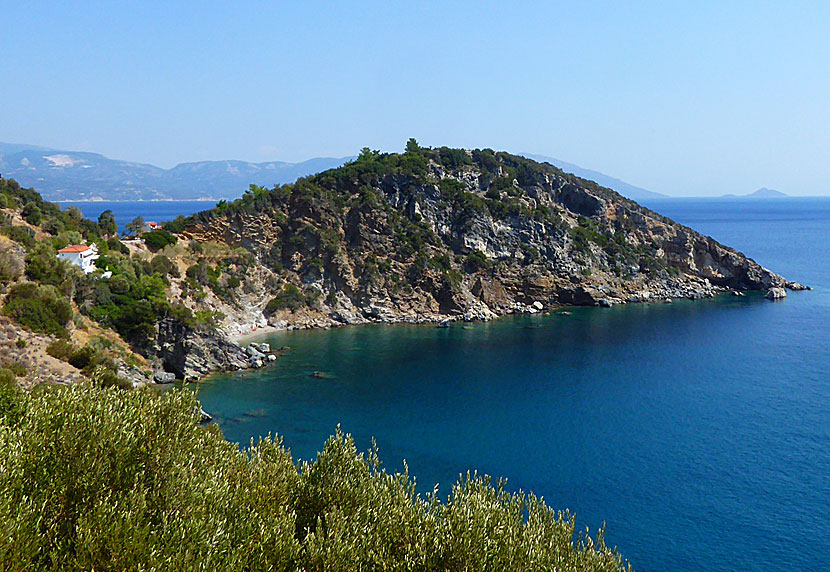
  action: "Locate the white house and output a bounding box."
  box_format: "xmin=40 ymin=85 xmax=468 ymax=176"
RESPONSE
xmin=141 ymin=221 xmax=161 ymax=232
xmin=57 ymin=244 xmax=99 ymax=274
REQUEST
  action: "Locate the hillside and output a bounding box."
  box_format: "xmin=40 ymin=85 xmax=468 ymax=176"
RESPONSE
xmin=176 ymin=142 xmax=803 ymax=338
xmin=0 ymin=143 xmax=807 ymax=382
xmin=0 ymin=142 xmax=349 ymax=201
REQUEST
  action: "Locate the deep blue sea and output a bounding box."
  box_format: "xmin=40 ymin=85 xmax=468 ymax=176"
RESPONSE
xmin=103 ymin=198 xmax=830 ymax=571
xmin=58 ymin=200 xmax=212 ymax=234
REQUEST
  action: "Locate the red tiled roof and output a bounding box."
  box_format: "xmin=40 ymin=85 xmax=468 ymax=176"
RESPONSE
xmin=58 ymin=245 xmax=90 ymax=253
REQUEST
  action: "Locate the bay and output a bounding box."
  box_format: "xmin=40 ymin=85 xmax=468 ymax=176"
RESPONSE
xmin=93 ymin=197 xmax=830 ymax=571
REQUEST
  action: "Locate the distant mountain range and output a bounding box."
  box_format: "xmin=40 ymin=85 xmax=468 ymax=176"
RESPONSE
xmin=0 ymin=142 xmax=667 ymax=202
xmin=0 ymin=142 xmax=351 ymax=201
xmin=520 ymin=153 xmax=667 ymax=200
xmin=722 ymin=187 xmax=788 ymax=199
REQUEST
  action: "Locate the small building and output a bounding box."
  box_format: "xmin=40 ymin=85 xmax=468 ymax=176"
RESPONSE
xmin=141 ymin=221 xmax=161 ymax=232
xmin=57 ymin=244 xmax=99 ymax=274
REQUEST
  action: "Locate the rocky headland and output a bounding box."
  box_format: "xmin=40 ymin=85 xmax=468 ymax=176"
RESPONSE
xmin=147 ymin=144 xmax=805 ymax=379
xmin=0 ymin=146 xmax=808 ymax=383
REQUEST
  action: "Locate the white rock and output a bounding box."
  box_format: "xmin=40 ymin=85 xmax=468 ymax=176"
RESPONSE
xmin=765 ymin=287 xmax=787 ymax=300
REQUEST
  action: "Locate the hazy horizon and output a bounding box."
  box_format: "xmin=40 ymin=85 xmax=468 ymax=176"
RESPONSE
xmin=3 ymin=2 xmax=830 ymax=196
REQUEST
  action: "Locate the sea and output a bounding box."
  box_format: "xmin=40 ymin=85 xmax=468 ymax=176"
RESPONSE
xmin=57 ymin=200 xmax=213 ymax=234
xmin=88 ymin=197 xmax=830 ymax=571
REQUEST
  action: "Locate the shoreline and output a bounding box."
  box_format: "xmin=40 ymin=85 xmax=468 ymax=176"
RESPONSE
xmin=222 ymin=288 xmax=771 ymax=348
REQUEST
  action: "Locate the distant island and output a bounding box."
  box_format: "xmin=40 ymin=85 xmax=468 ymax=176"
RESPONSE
xmin=722 ymin=187 xmax=788 ymax=198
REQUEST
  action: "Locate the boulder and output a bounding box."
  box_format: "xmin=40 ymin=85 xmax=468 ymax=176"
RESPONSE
xmin=786 ymin=282 xmax=810 ymax=291
xmin=267 ymin=354 xmax=277 ymax=362
xmin=246 ymin=345 xmax=264 ymax=358
xmin=532 ymin=301 xmax=544 ymax=311
xmin=257 ymin=342 xmax=271 ymax=353
xmin=598 ymin=298 xmax=613 ymax=308
xmin=765 ymin=287 xmax=787 ymax=300
xmin=117 ymin=363 xmax=149 ymax=388
xmin=154 ymin=371 xmax=176 ymax=384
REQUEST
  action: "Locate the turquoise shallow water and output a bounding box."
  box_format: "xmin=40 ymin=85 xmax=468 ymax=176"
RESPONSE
xmin=191 ymin=198 xmax=829 ymax=572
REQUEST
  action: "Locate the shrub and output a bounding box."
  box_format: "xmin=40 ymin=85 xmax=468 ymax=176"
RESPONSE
xmin=25 ymin=242 xmax=67 ymax=286
xmin=142 ymin=229 xmax=178 ymax=252
xmin=0 ymin=371 xmax=23 ymax=426
xmin=3 ymin=283 xmax=73 ymax=337
xmin=0 ymin=384 xmax=628 ymax=571
xmin=0 ymin=243 xmax=24 ymax=284
xmin=465 ymin=250 xmax=490 ymax=272
xmin=151 ymin=254 xmax=180 ymax=278
xmin=47 ymin=339 xmax=77 ymax=361
xmin=68 ymin=345 xmax=97 ymax=370
xmin=21 ymin=203 xmax=42 ymax=225
xmin=0 ymin=225 xmax=36 ymax=248
xmin=265 ymin=283 xmax=306 ymax=314
xmin=5 ymin=361 xmax=26 ymax=377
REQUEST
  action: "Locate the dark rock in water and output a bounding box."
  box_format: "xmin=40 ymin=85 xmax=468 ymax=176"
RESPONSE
xmin=786 ymin=281 xmax=810 ymax=291
xmin=437 ymin=318 xmax=451 ymax=329
xmin=598 ymin=299 xmax=614 ymax=308
xmin=557 ymin=311 xmax=572 ymax=316
xmin=765 ymin=287 xmax=787 ymax=300
xmin=242 ymin=408 xmax=269 ymax=418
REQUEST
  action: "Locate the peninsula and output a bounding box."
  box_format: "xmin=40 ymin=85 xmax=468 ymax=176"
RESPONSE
xmin=0 ymin=142 xmax=807 ymax=383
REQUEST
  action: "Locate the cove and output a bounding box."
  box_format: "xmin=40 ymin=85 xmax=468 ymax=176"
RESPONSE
xmin=195 ymin=198 xmax=830 ymax=572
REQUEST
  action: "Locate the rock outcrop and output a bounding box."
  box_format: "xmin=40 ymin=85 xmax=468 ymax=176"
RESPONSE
xmin=765 ymin=287 xmax=787 ymax=300
xmin=168 ymin=146 xmax=805 ymax=348
xmin=155 ymin=319 xmax=249 ymax=381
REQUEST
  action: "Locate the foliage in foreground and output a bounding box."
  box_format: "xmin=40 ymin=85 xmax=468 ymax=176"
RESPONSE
xmin=0 ymin=382 xmax=629 ymax=572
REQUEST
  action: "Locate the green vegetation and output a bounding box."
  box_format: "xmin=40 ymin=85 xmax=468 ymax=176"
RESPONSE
xmin=0 ymin=383 xmax=628 ymax=571
xmin=3 ymin=283 xmax=73 ymax=338
xmin=176 ymin=141 xmax=647 ymax=301
xmin=0 ymin=243 xmax=24 ymax=284
xmin=97 ymin=209 xmax=118 ymax=237
xmin=142 ymin=229 xmax=178 ymax=252
xmin=265 ymin=283 xmax=313 ymax=313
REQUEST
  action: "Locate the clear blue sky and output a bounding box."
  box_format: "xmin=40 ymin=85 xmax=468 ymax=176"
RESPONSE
xmin=2 ymin=1 xmax=829 ymax=196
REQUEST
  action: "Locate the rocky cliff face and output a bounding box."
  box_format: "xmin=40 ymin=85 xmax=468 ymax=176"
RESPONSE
xmin=176 ymin=146 xmax=801 ymax=331
xmin=155 ymin=319 xmax=249 ymax=381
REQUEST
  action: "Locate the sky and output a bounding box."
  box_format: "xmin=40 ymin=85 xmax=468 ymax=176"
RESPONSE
xmin=2 ymin=1 xmax=830 ymax=196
